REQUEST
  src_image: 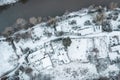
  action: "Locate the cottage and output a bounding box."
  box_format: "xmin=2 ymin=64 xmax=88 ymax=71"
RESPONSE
xmin=28 ymin=50 xmax=53 ymax=70
xmin=57 ymin=48 xmax=71 ymax=64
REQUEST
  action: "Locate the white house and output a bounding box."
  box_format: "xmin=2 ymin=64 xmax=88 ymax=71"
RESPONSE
xmin=57 ymin=48 xmax=71 ymax=64
xmin=28 ymin=49 xmax=53 ymax=70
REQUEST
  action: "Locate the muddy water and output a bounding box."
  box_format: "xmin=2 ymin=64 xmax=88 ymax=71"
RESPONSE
xmin=0 ymin=0 xmax=120 ymax=32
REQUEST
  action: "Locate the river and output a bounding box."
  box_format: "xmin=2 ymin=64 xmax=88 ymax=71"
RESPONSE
xmin=0 ymin=0 xmax=120 ymax=32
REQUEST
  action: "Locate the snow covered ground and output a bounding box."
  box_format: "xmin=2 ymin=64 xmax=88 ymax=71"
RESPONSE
xmin=1 ymin=7 xmax=120 ymax=80
xmin=0 ymin=0 xmax=18 ymax=6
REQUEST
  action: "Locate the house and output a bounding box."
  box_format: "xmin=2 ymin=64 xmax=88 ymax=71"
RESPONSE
xmin=28 ymin=49 xmax=53 ymax=70
xmin=50 ymin=42 xmax=71 ymax=66
xmin=57 ymin=48 xmax=71 ymax=64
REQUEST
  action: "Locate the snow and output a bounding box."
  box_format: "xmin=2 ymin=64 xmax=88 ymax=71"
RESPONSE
xmin=41 ymin=55 xmax=53 ymax=69
xmin=42 ymin=61 xmax=99 ymax=80
xmin=111 ymin=45 xmax=120 ymax=52
xmin=1 ymin=7 xmax=120 ymax=80
xmin=68 ymin=39 xmax=88 ymax=62
xmin=0 ymin=0 xmax=18 ymax=6
xmin=109 ymin=52 xmax=119 ymax=61
xmin=28 ymin=50 xmax=45 ymax=63
xmin=100 ymin=64 xmax=119 ymax=77
xmin=0 ymin=41 xmax=17 ymax=76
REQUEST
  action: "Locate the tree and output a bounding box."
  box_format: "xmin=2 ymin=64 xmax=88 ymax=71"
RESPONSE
xmin=25 ymin=67 xmax=33 ymax=74
xmin=94 ymin=12 xmax=105 ymax=25
xmin=102 ymin=21 xmax=112 ymax=32
xmin=109 ymin=2 xmax=118 ymax=10
xmin=62 ymin=37 xmax=72 ymax=48
xmin=2 ymin=27 xmax=14 ymax=37
xmin=46 ymin=17 xmax=57 ymax=31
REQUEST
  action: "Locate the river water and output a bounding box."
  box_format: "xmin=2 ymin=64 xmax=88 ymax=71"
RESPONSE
xmin=0 ymin=0 xmax=120 ymax=32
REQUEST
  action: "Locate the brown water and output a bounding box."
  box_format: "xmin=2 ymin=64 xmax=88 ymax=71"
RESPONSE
xmin=0 ymin=0 xmax=120 ymax=32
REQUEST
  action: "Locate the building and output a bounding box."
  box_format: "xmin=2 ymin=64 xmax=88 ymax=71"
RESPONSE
xmin=28 ymin=49 xmax=53 ymax=71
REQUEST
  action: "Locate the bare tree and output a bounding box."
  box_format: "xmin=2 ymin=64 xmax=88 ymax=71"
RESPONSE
xmin=2 ymin=27 xmax=14 ymax=37
xmin=109 ymin=2 xmax=118 ymax=10
xmin=94 ymin=12 xmax=105 ymax=25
